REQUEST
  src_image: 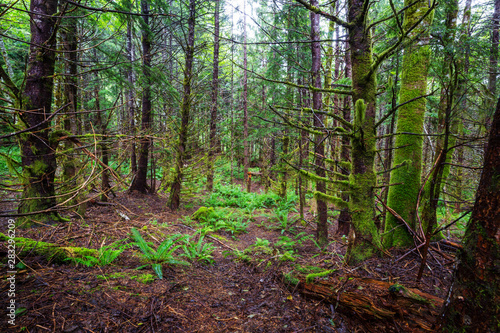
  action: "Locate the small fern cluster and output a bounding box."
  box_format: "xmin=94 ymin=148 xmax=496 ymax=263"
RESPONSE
xmin=66 ymin=239 xmax=131 ymax=267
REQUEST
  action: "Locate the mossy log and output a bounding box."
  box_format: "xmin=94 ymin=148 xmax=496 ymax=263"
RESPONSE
xmin=0 ymin=233 xmax=98 ymax=263
xmin=286 ymin=275 xmax=443 ymax=331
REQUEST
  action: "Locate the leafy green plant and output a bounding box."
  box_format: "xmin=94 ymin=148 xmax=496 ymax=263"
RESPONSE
xmin=130 ymin=228 xmax=190 ymax=279
xmin=192 ymin=207 xmax=249 ymax=234
xmin=223 ymin=249 xmax=251 ymax=263
xmin=274 ymin=236 xmax=297 ymax=251
xmin=66 ymin=239 xmax=131 ymax=267
xmin=244 ymin=238 xmax=273 ymax=255
xmin=181 ymin=233 xmax=216 ymax=264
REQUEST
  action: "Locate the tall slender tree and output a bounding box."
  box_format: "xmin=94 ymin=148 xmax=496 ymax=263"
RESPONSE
xmin=206 ymin=0 xmax=221 ymax=192
xmin=168 ymin=0 xmax=196 ymax=210
xmin=243 ymin=0 xmax=250 ymax=191
xmin=309 ymin=0 xmax=328 ymax=246
xmin=130 ymin=0 xmax=153 ymax=193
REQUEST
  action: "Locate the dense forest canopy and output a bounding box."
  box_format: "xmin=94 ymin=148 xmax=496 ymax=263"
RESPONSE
xmin=0 ymin=0 xmax=499 ymax=331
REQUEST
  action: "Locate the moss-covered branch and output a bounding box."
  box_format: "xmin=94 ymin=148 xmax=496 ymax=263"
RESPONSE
xmin=0 ymin=233 xmax=98 ymax=263
xmin=313 ymin=191 xmax=348 ymax=208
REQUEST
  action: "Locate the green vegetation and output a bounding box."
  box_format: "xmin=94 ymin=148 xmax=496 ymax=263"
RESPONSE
xmin=181 ymin=232 xmax=216 ymax=264
xmin=66 ymin=239 xmax=131 ymax=267
xmin=130 ymin=228 xmax=190 ymax=279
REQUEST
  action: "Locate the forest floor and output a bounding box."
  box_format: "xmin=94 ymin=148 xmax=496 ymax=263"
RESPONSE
xmin=0 ymin=180 xmax=460 ymax=333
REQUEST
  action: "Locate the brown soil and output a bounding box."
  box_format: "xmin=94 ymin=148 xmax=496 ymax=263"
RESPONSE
xmin=0 ymin=186 xmax=457 ymax=333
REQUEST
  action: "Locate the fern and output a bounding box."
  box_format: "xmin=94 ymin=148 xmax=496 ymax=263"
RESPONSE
xmin=130 ymin=228 xmax=190 ymax=279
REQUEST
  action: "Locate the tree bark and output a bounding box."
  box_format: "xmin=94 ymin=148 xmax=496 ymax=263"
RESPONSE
xmin=435 ymin=97 xmax=500 ymax=333
xmin=206 ymin=0 xmax=220 ymax=193
xmin=310 ymin=0 xmax=328 ymax=247
xmin=243 ymin=0 xmax=250 ymax=191
xmin=18 ymin=0 xmax=63 ymax=225
xmin=127 ymin=19 xmax=137 ymax=175
xmin=337 ymin=40 xmax=352 ymax=236
xmin=130 ymin=0 xmax=152 ymax=193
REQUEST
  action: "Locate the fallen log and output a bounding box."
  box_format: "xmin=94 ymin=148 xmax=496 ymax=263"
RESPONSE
xmin=0 ymin=233 xmax=98 ymax=263
xmin=284 ymin=274 xmax=443 ymax=331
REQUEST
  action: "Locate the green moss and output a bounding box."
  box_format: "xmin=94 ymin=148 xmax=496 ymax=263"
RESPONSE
xmin=305 ymin=269 xmax=335 ymax=283
xmin=313 ymin=191 xmax=348 ymax=209
xmin=191 ymin=206 xmax=215 ymax=221
xmin=297 ymin=168 xmax=350 ymax=189
xmin=0 ymin=233 xmax=97 ymax=263
xmin=283 ymin=272 xmax=300 ymax=286
xmin=384 ymin=0 xmax=434 ymax=249
xmin=49 ymin=129 xmax=71 ymax=147
xmin=347 ymin=172 xmax=382 ymax=264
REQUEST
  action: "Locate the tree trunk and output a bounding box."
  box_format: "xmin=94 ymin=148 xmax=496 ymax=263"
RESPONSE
xmin=18 ymin=0 xmax=63 ymax=225
xmin=310 ymin=0 xmax=328 ymax=247
xmin=127 ymin=19 xmax=137 ymax=175
xmin=385 ymin=0 xmax=434 ymax=248
xmin=168 ymin=0 xmax=195 ymax=210
xmin=435 ymin=97 xmax=500 ymax=333
xmin=130 ymin=0 xmax=152 ymax=194
xmin=60 ymin=4 xmax=85 ymax=215
xmin=243 ymin=0 xmax=250 ymax=191
xmin=206 ymin=0 xmax=220 ymax=193
xmin=346 ymin=0 xmax=382 ymax=263
xmin=337 ymin=40 xmax=352 ymax=236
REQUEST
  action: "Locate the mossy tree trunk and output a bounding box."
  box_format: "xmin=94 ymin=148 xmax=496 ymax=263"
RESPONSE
xmin=130 ymin=0 xmax=152 ymax=194
xmin=384 ymin=0 xmax=434 ymax=248
xmin=17 ymin=0 xmax=63 ymax=226
xmin=436 ymin=97 xmax=500 ymax=333
xmin=206 ymin=0 xmax=220 ymax=193
xmin=345 ymin=0 xmax=382 ymax=264
xmin=168 ymin=0 xmax=195 ymax=210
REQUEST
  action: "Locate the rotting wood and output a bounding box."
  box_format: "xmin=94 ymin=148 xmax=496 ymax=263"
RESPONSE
xmin=285 ymin=274 xmax=443 ymax=331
